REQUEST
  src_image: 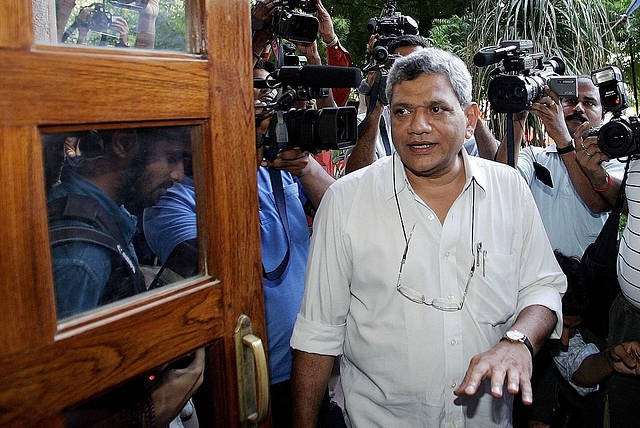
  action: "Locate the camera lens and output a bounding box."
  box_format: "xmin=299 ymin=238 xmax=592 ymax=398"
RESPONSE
xmin=598 ymin=120 xmax=634 ymax=157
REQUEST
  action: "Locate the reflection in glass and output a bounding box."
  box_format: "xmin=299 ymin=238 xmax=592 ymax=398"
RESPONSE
xmin=63 ymin=348 xmax=209 ymax=427
xmin=34 ymin=0 xmax=187 ymax=51
xmin=42 ymin=126 xmax=198 ymax=320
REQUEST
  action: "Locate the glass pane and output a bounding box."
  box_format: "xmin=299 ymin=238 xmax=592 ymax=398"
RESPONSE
xmin=34 ymin=0 xmax=187 ymax=51
xmin=42 ymin=126 xmax=200 ymax=320
xmin=62 ymin=347 xmax=211 ymax=427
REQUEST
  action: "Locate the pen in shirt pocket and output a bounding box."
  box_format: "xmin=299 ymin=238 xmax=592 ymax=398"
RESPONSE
xmin=482 ymin=250 xmax=487 ymax=277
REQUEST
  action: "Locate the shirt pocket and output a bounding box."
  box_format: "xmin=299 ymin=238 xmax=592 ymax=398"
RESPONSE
xmin=468 ymin=252 xmax=518 ymax=326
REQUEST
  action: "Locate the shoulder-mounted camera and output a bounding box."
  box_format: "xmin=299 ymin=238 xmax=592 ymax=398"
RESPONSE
xmin=474 ymin=40 xmax=577 ymax=114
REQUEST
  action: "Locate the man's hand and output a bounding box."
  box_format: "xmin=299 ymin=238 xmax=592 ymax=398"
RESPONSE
xmin=152 ymin=348 xmax=205 ymax=426
xmin=315 ymin=0 xmax=336 ymax=44
xmin=529 ymin=89 xmax=572 ymax=146
xmin=262 ymin=148 xmax=311 ymax=177
xmin=454 ymin=339 xmax=534 ymax=405
xmin=574 ymin=121 xmax=610 ymax=186
xmin=252 ymin=0 xmax=276 ymax=24
xmin=608 ymin=341 xmax=640 ymax=376
xmin=295 ymin=40 xmax=321 ymax=65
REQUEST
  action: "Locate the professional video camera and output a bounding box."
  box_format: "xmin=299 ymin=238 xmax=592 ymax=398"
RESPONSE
xmin=588 ymin=66 xmax=640 ymax=158
xmin=361 ymin=0 xmax=419 ymax=105
xmin=269 ymin=0 xmax=319 ymax=43
xmin=254 ymin=58 xmax=361 ymax=161
xmin=366 ymin=0 xmax=419 ymax=48
xmin=474 ymin=40 xmax=577 ymax=114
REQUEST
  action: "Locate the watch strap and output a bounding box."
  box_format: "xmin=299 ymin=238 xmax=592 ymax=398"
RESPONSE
xmin=556 ymin=140 xmax=575 ymax=155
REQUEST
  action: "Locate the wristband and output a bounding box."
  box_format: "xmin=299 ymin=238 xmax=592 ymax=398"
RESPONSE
xmin=593 ymin=172 xmax=612 ymax=193
xmin=323 ymin=35 xmax=338 ymax=47
xmin=556 ymin=140 xmax=575 ymax=155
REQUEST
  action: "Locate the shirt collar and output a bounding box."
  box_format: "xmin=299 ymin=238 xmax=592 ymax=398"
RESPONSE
xmin=384 ymin=149 xmax=488 ymax=202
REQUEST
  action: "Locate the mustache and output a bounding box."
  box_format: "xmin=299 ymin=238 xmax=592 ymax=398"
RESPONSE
xmin=565 ymin=113 xmax=588 ymax=123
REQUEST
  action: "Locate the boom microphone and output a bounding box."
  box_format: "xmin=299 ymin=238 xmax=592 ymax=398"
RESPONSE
xmin=275 ymin=65 xmax=362 ymax=88
xmin=473 ymin=45 xmax=518 ymax=67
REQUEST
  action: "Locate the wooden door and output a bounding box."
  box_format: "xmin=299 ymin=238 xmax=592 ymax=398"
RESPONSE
xmin=0 ymin=0 xmax=268 ymax=426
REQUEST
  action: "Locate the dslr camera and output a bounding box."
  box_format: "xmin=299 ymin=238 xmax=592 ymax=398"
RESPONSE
xmin=474 ymin=40 xmax=577 ymax=114
xmin=254 ymin=56 xmax=359 ymax=161
xmin=362 ymin=0 xmax=419 ymax=105
xmin=589 ymin=66 xmax=640 ymax=158
xmin=270 ymin=0 xmax=318 ymax=43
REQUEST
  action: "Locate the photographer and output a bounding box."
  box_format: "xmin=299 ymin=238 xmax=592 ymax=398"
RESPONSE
xmin=57 ymin=0 xmax=158 ymax=48
xmin=485 ymin=75 xmax=625 ymax=259
xmin=143 ymin=60 xmax=336 ymax=428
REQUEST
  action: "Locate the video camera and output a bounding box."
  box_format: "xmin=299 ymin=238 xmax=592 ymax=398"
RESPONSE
xmin=366 ymin=0 xmax=419 ymax=48
xmin=269 ymin=0 xmax=319 ymax=43
xmin=474 ymin=40 xmax=577 ymax=114
xmin=361 ymin=0 xmax=419 ymax=105
xmin=254 ymin=56 xmax=361 ymax=161
xmin=588 ymin=66 xmax=640 ymax=158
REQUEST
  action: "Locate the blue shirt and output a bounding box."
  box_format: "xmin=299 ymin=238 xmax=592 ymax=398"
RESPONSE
xmin=144 ymin=167 xmax=309 ymax=384
xmin=48 ymin=167 xmax=139 ymax=319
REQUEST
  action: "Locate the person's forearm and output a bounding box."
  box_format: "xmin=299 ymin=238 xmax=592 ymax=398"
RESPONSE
xmin=298 ymin=156 xmax=335 ymax=208
xmin=292 ymin=350 xmax=335 ymax=428
xmin=345 ymin=108 xmax=382 ymax=174
xmin=473 ymin=120 xmax=500 ymax=160
xmin=560 ymin=151 xmax=613 ymax=213
xmin=572 ymin=351 xmax=614 ymax=387
xmin=510 ymin=304 xmax=557 ymax=355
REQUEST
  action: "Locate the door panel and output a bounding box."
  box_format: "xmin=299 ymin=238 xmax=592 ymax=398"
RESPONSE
xmin=0 ymin=0 xmax=267 ymax=426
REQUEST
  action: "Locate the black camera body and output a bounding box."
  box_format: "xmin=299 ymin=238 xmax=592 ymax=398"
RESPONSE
xmin=475 ymin=40 xmax=577 ymax=114
xmin=270 ymin=0 xmax=318 ymax=43
xmin=87 ymin=3 xmax=114 ymax=35
xmin=362 ymin=0 xmax=418 ymax=105
xmin=590 ymin=66 xmax=640 ymax=158
xmin=254 ymin=60 xmax=359 ymax=161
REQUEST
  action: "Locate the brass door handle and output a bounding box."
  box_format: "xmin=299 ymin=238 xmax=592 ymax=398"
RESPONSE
xmin=235 ymin=315 xmax=269 ymax=426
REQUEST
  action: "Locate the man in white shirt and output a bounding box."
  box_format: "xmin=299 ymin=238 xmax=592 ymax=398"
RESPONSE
xmin=290 ymin=47 xmax=566 ymax=427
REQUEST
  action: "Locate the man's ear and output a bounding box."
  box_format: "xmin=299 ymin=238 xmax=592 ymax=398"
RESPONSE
xmin=110 ymin=130 xmax=139 ymax=159
xmin=464 ymin=103 xmax=480 ymax=140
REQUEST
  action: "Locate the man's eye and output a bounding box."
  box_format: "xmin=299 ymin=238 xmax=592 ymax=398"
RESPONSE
xmin=394 ymin=108 xmax=410 ymax=116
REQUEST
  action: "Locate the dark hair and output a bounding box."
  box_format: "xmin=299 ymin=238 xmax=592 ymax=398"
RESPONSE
xmin=554 ymin=250 xmax=590 ymax=316
xmin=388 ymin=35 xmax=429 ymax=55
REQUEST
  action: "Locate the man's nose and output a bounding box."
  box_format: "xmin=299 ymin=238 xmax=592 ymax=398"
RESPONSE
xmin=170 ymin=162 xmax=185 ymax=183
xmin=409 ymin=112 xmax=432 ymax=133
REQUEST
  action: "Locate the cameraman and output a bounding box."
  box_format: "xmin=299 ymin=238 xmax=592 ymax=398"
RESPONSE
xmin=143 ymin=60 xmax=336 ymax=428
xmin=486 ymin=75 xmax=625 ymax=259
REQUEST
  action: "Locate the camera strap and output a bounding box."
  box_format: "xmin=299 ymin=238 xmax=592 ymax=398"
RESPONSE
xmin=379 ymin=116 xmax=392 ymax=156
xmin=263 ymin=168 xmax=291 ymax=281
xmin=357 ymin=72 xmax=383 ymax=139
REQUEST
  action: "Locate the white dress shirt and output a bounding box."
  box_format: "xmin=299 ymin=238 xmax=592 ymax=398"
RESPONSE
xmin=291 ymin=150 xmax=566 ymax=427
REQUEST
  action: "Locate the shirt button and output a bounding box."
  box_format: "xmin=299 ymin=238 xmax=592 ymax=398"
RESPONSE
xmin=448 ymin=295 xmax=455 ymax=300
xmin=449 ymin=423 xmax=457 ymax=428
xmin=450 ymin=381 xmax=457 ymax=388
xmin=451 ymin=339 xmax=457 ymax=346
xmin=445 ymin=251 xmax=451 ymax=257
xmin=428 ymin=214 xmax=435 ymax=220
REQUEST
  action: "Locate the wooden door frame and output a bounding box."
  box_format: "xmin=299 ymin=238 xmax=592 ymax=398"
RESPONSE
xmin=0 ymin=0 xmax=267 ymax=426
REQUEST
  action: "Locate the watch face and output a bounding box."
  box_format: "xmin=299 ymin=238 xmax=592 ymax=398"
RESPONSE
xmin=506 ymin=330 xmax=525 ymax=341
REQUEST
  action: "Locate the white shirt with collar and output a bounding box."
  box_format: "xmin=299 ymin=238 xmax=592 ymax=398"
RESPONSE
xmin=517 ymin=143 xmax=625 ymax=258
xmin=291 ymin=150 xmax=565 ymax=427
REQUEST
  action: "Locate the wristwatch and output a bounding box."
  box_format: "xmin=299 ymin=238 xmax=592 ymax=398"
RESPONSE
xmin=501 ymin=329 xmax=534 ymax=357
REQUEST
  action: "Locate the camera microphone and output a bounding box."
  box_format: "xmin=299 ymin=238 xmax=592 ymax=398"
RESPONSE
xmin=275 ymin=65 xmax=362 ymax=88
xmin=473 ymin=45 xmax=518 ymax=67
